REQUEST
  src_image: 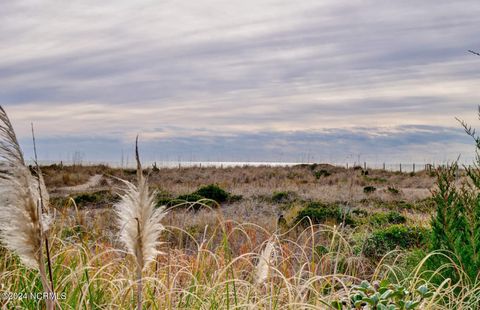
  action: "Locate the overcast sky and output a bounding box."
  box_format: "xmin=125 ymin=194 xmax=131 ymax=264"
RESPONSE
xmin=1 ymin=0 xmax=480 ymax=165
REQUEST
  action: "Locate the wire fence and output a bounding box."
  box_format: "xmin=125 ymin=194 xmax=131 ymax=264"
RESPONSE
xmin=26 ymin=159 xmax=473 ymax=173
xmin=343 ymin=162 xmax=470 ymax=173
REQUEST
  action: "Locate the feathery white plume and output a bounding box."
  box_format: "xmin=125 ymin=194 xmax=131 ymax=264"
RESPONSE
xmin=255 ymin=239 xmax=277 ymax=285
xmin=115 ymin=137 xmax=166 ymax=309
xmin=0 ymin=105 xmax=51 ymax=269
xmin=115 ymin=176 xmax=167 ymax=268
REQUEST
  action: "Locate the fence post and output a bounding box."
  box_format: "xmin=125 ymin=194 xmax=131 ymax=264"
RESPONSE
xmin=383 ymin=162 xmax=385 ymax=171
xmin=399 ymin=163 xmax=402 ymax=173
xmin=413 ymin=163 xmax=415 ymax=174
xmin=364 ymin=162 xmax=367 ymax=171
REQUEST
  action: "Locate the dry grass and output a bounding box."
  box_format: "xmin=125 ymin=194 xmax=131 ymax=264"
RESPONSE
xmin=1 ymin=207 xmax=478 ymax=309
xmin=0 ymin=163 xmax=477 ymax=309
xmin=0 ymin=162 xmax=469 ymax=309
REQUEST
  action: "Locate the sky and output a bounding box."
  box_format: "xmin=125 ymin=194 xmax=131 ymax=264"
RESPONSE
xmin=1 ymin=0 xmax=480 ymax=166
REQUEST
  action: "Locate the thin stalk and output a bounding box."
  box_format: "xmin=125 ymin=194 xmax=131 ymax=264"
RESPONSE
xmin=136 ymin=217 xmax=144 ymax=310
xmin=37 ymin=202 xmax=54 ymax=310
xmin=32 ymin=124 xmax=55 ymax=310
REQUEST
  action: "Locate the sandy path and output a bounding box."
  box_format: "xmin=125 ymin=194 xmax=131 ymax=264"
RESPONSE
xmin=58 ymin=174 xmax=103 ymax=192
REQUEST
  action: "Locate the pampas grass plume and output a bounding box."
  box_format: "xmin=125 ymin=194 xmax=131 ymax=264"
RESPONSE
xmin=256 ymin=239 xmax=277 ymax=285
xmin=115 ymin=137 xmax=167 ymax=309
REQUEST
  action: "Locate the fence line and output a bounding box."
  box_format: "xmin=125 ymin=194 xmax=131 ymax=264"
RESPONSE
xmin=25 ymin=159 xmax=473 ymax=172
xmin=343 ymin=162 xmax=470 ymax=173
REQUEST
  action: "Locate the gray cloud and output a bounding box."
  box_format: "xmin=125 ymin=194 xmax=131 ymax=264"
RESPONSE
xmin=20 ymin=125 xmax=474 ymax=166
xmin=2 ymin=0 xmax=480 ymax=163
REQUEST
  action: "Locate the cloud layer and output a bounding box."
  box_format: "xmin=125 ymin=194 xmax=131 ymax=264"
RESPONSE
xmin=2 ymin=0 xmax=480 ymax=163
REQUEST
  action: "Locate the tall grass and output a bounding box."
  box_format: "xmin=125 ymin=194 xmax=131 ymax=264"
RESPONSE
xmin=2 ymin=213 xmax=480 ymax=309
xmin=114 ymin=138 xmax=167 ymax=309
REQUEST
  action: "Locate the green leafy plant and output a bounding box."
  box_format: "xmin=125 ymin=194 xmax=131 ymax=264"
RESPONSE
xmin=194 ymin=184 xmax=230 ymax=203
xmin=295 ymin=202 xmax=354 ymax=226
xmin=363 ymin=225 xmax=429 ymax=259
xmin=369 ymin=212 xmax=406 ymax=227
xmin=364 ymin=186 xmax=377 ymax=194
xmin=271 ymin=191 xmax=297 ymax=203
xmin=73 ymin=190 xmax=119 ymax=208
xmin=387 ymin=187 xmax=400 ymax=195
xmin=332 ymin=279 xmax=433 ymax=309
xmin=429 ymin=162 xmax=480 ymax=283
xmin=314 ymin=169 xmax=331 ymax=179
xmin=428 ymin=113 xmax=480 ymax=283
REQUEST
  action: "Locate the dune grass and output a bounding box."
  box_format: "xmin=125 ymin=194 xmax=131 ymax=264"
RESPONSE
xmin=1 ymin=202 xmax=479 ymax=309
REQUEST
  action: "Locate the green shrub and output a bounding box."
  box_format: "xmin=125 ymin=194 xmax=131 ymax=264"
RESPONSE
xmin=177 ymin=193 xmax=205 ymax=203
xmin=429 ymin=162 xmax=480 ymax=282
xmin=364 ymin=176 xmax=387 ymax=183
xmin=295 ymin=202 xmax=354 ymax=226
xmin=427 ymin=115 xmax=480 ymax=283
xmin=74 ymin=193 xmax=100 ymax=204
xmin=177 ymin=193 xmax=215 ymax=210
xmin=73 ymin=190 xmax=119 ymax=208
xmin=386 ymin=211 xmax=406 ymax=224
xmin=156 ymin=192 xmax=216 ymax=210
xmin=194 ymin=184 xmax=230 ymax=203
xmin=369 ymin=211 xmax=406 ymax=227
xmin=363 ymin=186 xmax=376 ymax=194
xmin=314 ymin=169 xmax=331 ymax=179
xmin=271 ymin=191 xmax=297 ymax=203
xmin=373 ymin=200 xmax=418 ymax=211
xmin=352 ymin=209 xmax=369 ymax=217
xmin=387 ymin=186 xmax=400 ymax=195
xmin=156 ymin=184 xmax=234 ymax=210
xmin=363 ymin=225 xmax=429 ymax=259
xmin=50 ymin=196 xmax=69 ymax=208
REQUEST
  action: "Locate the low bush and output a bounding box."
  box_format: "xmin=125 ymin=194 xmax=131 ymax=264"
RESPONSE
xmin=156 ymin=184 xmax=236 ymax=210
xmin=351 ymin=209 xmax=369 ymax=217
xmin=73 ymin=190 xmax=119 ymax=208
xmin=363 ymin=225 xmax=429 ymax=259
xmin=373 ymin=200 xmax=419 ymax=211
xmin=177 ymin=193 xmax=215 ymax=210
xmin=430 ymin=162 xmax=480 ymax=283
xmin=387 ymin=186 xmax=400 ymax=195
xmin=295 ymin=202 xmax=354 ymax=226
xmin=314 ymin=169 xmax=331 ymax=179
xmin=271 ymin=191 xmax=297 ymax=203
xmin=194 ymin=184 xmax=230 ymax=203
xmin=364 ymin=176 xmax=387 ymax=183
xmin=156 ymin=192 xmax=215 ymax=210
xmin=363 ymin=186 xmax=376 ymax=194
xmin=369 ymin=211 xmax=406 ymax=227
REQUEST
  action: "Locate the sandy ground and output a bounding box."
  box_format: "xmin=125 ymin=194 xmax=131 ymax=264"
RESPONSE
xmin=58 ymin=174 xmax=103 ymax=192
